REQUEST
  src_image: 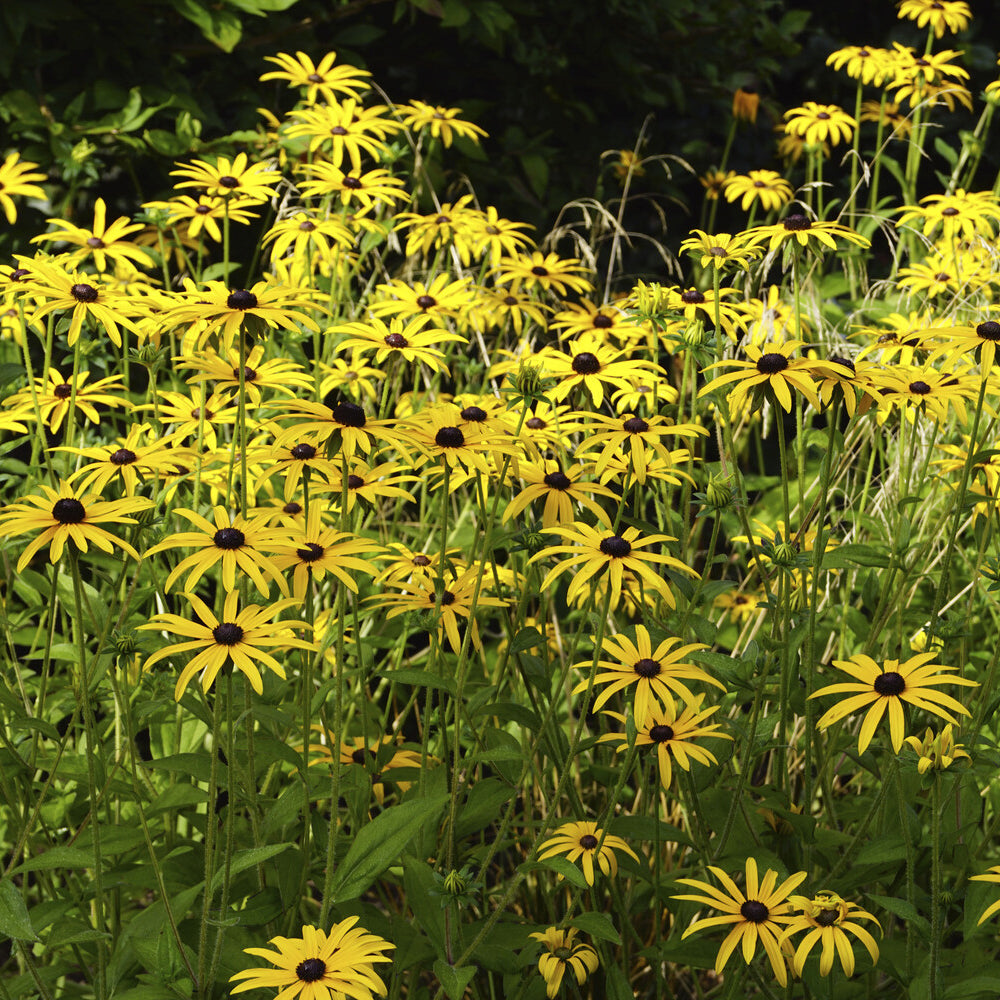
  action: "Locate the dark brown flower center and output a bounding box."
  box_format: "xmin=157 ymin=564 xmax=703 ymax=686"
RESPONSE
xmin=757 ymin=352 xmax=789 ymax=374
xmin=296 ymin=542 xmax=325 ymax=563
xmin=283 ymin=501 xmax=303 ymax=514
xmin=343 ymin=176 xmax=362 ymax=189
xmin=385 ymin=333 xmax=408 ymax=348
xmin=543 ymin=470 xmax=572 ymax=490
xmin=829 ymin=354 xmax=855 ymax=375
xmin=54 ymin=383 xmax=72 ymax=399
xmin=461 ymin=405 xmax=488 ymax=422
xmin=531 ymin=265 xmax=548 ymax=276
xmin=218 ymin=176 xmax=239 ymax=189
xmin=579 ymin=834 xmax=599 ymax=849
xmin=680 ymin=289 xmax=705 ymax=304
xmin=593 ymin=314 xmax=613 ymax=328
xmin=290 ymin=443 xmax=317 ymax=460
xmin=941 ymin=207 xmax=959 ymax=216
xmin=977 ymin=321 xmax=1000 ymax=341
xmin=214 ymin=527 xmax=246 ymax=549
xmin=909 ymin=381 xmax=931 ymax=395
xmin=634 ymin=657 xmax=661 ymax=678
xmin=649 ymin=724 xmax=674 ymax=742
xmin=816 ymin=111 xmax=831 ymax=120
xmin=416 ymin=295 xmax=436 ymax=309
xmin=503 ymin=295 xmax=518 ymax=306
xmin=330 ymin=125 xmax=348 ymax=136
xmin=782 ymin=214 xmax=812 ymax=231
xmin=52 ymin=498 xmax=86 ymax=524
xmin=233 ymin=366 xmax=258 ymax=383
xmin=71 ymin=283 xmax=99 ymax=303
xmin=935 ymin=273 xmax=951 ymax=282
xmin=873 ymin=671 xmax=905 ymax=695
xmin=333 ymin=401 xmax=367 ymax=427
xmin=740 ymin=900 xmax=770 ymax=923
xmin=622 ymin=416 xmax=649 ymax=433
xmin=572 ymin=352 xmax=601 ymax=375
xmin=526 ymin=416 xmax=546 ymax=430
xmin=226 ymin=289 xmax=257 ymax=310
xmin=299 ymin=220 xmax=316 ymax=231
xmin=212 ymin=622 xmax=243 ymax=645
xmin=599 ymin=535 xmax=632 ymax=558
xmin=86 ymin=236 xmax=105 ymax=248
xmin=107 ymin=447 xmax=137 ymax=466
xmin=295 ymin=958 xmax=326 ymax=982
xmin=347 ymin=474 xmax=364 ymax=489
xmin=815 ymin=908 xmax=840 ymax=927
xmin=435 ymin=426 xmax=465 ymax=448
xmin=351 ymin=747 xmax=375 ymax=764
xmin=441 ymin=589 xmax=455 ymax=606
xmin=413 ymin=554 xmax=431 ymax=566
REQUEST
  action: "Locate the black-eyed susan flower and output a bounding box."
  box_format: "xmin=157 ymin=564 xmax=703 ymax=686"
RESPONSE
xmin=338 ymin=458 xmax=418 ymax=513
xmin=783 ymin=102 xmax=855 ymax=146
xmin=501 ymin=458 xmax=616 ymax=528
xmin=599 ymin=696 xmax=731 ymax=790
xmin=715 ymin=589 xmax=765 ymax=623
xmin=229 ymin=919 xmax=393 ymax=1000
xmin=178 ymin=343 xmax=312 ymax=406
xmin=530 ymin=927 xmax=600 ymax=998
xmin=781 ymin=892 xmax=880 ymax=977
xmin=283 ymin=100 xmax=402 ymax=170
xmin=810 ymin=652 xmax=977 ymax=754
xmin=970 ymin=868 xmax=1000 ymax=925
xmin=465 ymin=205 xmax=534 ymax=265
xmin=304 ymin=729 xmax=423 ymax=803
xmin=678 ymin=230 xmax=763 ymax=272
xmin=732 ymin=86 xmax=760 ymax=123
xmin=723 ymin=171 xmax=794 ymax=213
xmin=673 ymin=857 xmax=808 ymax=987
xmin=297 ymin=163 xmax=407 ymax=212
xmin=699 ymin=340 xmax=850 ymax=415
xmin=271 ymin=398 xmax=414 ymax=459
xmin=368 ymin=565 xmax=506 ymax=653
xmin=398 ymin=100 xmax=488 ymax=146
xmin=272 ymin=505 xmax=384 ymax=599
xmin=31 ymin=198 xmax=153 ymax=273
xmin=0 ymin=152 xmax=46 ymax=224
xmin=5 ymin=368 xmax=129 ymax=433
xmin=370 ymin=274 xmax=476 ymax=323
xmin=860 ymin=99 xmax=912 ymax=138
xmin=139 ymin=590 xmax=313 ymax=699
xmin=875 ymin=365 xmax=975 ymax=424
xmin=142 ymin=388 xmax=237 ymax=449
xmin=530 ymin=523 xmax=694 ymax=607
xmin=539 ymin=338 xmax=662 ymax=408
xmin=897 ymin=190 xmax=1000 ymax=243
xmin=903 ymin=724 xmax=970 ymax=773
xmin=259 ymin=50 xmax=372 ymax=104
xmin=897 ymin=0 xmax=970 ymax=38
xmin=333 ymin=313 xmax=466 ymax=373
xmin=827 ymin=45 xmax=893 ymax=85
xmin=700 ymin=168 xmax=736 ymax=200
xmin=926 ymin=319 xmax=1000 ymax=371
xmin=393 ymin=196 xmax=480 ymax=263
xmin=262 ymin=211 xmax=353 ymax=263
xmin=0 ymin=482 xmax=150 ymax=572
xmin=170 ymin=152 xmax=281 ymax=204
xmin=493 ymin=251 xmax=594 ymax=297
xmin=142 ymin=194 xmax=259 ymax=244
xmin=146 ymin=506 xmax=291 ymax=597
xmin=550 ymin=299 xmax=644 ymax=344
xmin=538 ymin=820 xmax=639 ymax=885
xmin=661 ymin=284 xmax=746 ymax=342
xmin=406 ymin=403 xmax=517 ymax=479
xmin=576 ymin=625 xmax=720 ymax=718
xmin=746 ymin=213 xmax=870 ymax=254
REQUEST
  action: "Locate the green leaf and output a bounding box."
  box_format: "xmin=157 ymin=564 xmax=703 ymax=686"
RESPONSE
xmin=865 ymin=894 xmax=930 ymax=935
xmin=945 ymin=974 xmax=1000 ymax=999
xmin=510 ymin=626 xmax=543 ymax=653
xmin=171 ymin=0 xmax=242 ymax=51
xmin=0 ymin=879 xmax=36 ymax=940
xmin=605 ymin=963 xmax=632 ymax=1000
xmin=455 ymin=778 xmax=514 ymax=839
xmin=528 ymin=856 xmax=587 ymax=888
xmin=9 ymin=846 xmax=95 ymax=875
xmin=387 ymin=668 xmax=457 ymax=697
xmin=403 ymin=858 xmax=446 ymax=956
xmin=331 ymin=794 xmax=448 ymax=902
xmin=210 ymin=843 xmax=293 ymax=894
xmin=571 ymin=911 xmax=620 ymax=945
xmin=433 ymin=959 xmax=476 ymax=1000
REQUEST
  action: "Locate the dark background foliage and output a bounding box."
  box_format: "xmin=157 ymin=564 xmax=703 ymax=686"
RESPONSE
xmin=1 ymin=0 xmax=996 ymax=260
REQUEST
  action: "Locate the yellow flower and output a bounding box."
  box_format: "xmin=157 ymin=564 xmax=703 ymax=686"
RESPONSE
xmin=170 ymin=152 xmax=281 ymax=203
xmin=783 ymin=102 xmax=855 ymax=147
xmin=781 ymin=892 xmax=880 ymax=977
xmin=732 ymin=86 xmax=761 ymax=123
xmin=699 ymin=168 xmax=736 ymax=200
xmin=827 ymin=45 xmax=893 ymax=85
xmin=723 ymin=171 xmax=794 ymax=213
xmin=970 ymin=867 xmax=1000 ymax=925
xmin=678 ymin=229 xmax=763 ymax=272
xmin=537 ymin=820 xmax=639 ymax=885
xmin=897 ymin=189 xmax=1000 ymax=243
xmin=398 ymin=100 xmax=487 ymax=146
xmin=530 ymin=927 xmax=599 ymax=998
xmin=810 ymin=652 xmax=977 ymax=754
xmin=0 ymin=152 xmax=46 ymax=223
xmin=897 ymin=0 xmax=970 ymax=38
xmin=903 ymin=724 xmax=970 ymax=773
xmin=673 ymin=857 xmax=808 ymax=987
xmin=31 ymin=198 xmax=153 ymax=272
xmin=493 ymin=251 xmax=594 ymax=297
xmin=259 ymin=50 xmax=372 ymax=104
xmin=746 ymin=213 xmax=870 ymax=254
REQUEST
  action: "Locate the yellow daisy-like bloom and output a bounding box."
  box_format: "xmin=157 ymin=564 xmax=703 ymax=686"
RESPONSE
xmin=715 ymin=589 xmax=765 ymax=623
xmin=810 ymin=652 xmax=977 ymax=754
xmin=897 ymin=0 xmax=970 ymax=38
xmin=405 ymin=402 xmax=517 ymax=479
xmin=827 ymin=45 xmax=893 ymax=85
xmin=539 ymin=338 xmax=662 ymax=408
xmin=493 ymin=250 xmax=594 ymax=297
xmin=178 ymin=343 xmax=312 ymax=406
xmin=926 ymin=318 xmax=1000 ymax=371
xmin=259 ymin=50 xmax=372 ymax=104
xmin=464 ymin=205 xmax=535 ymax=265
xmin=530 ymin=927 xmax=599 ymax=999
xmin=783 ymin=102 xmax=855 ymax=147
xmin=723 ymin=171 xmax=794 ymax=213
xmin=297 ymin=163 xmax=407 ymax=212
xmin=732 ymin=86 xmax=760 ymax=123
xmin=0 ymin=152 xmax=46 ymax=223
xmin=142 ymin=194 xmax=259 ymax=244
xmin=888 ymin=44 xmax=970 ymax=102
xmin=0 ymin=482 xmax=150 ymax=572
xmin=332 ymin=312 xmax=466 ymax=373
xmin=895 ymin=260 xmax=964 ymax=301
xmin=139 ymin=590 xmax=313 ymax=699
xmin=550 ymin=299 xmax=643 ymax=345
xmin=903 ymin=724 xmax=970 ymax=773
xmin=678 ymin=229 xmax=763 ymax=272
xmin=897 ymin=189 xmax=1000 ymax=243
xmin=575 ymin=625 xmax=720 ymax=719
xmin=746 ymin=213 xmax=870 ymax=254
xmin=673 ymin=857 xmax=808 ymax=987
xmin=537 ymin=820 xmax=639 ymax=885
xmin=230 ymin=920 xmax=393 ymax=1000
xmin=781 ymin=892 xmax=881 ymax=977
xmin=875 ymin=364 xmax=976 ymax=424
xmin=700 ymin=168 xmax=736 ymax=200
xmin=859 ymin=99 xmax=912 ymax=139
xmin=5 ymin=368 xmax=129 ymax=432
xmin=699 ymin=340 xmax=850 ymax=416
xmin=397 ymin=100 xmax=488 ymax=146
xmin=599 ymin=696 xmax=731 ymax=790
xmin=501 ymin=458 xmax=616 ymax=528
xmin=530 ymin=523 xmax=695 ymax=607
xmin=271 ymin=504 xmax=383 ymax=600
xmin=262 ymin=211 xmax=354 ymax=264
xmin=270 ymin=398 xmax=414 ymax=460
xmin=146 ymin=506 xmax=291 ymax=597
xmin=170 ymin=152 xmax=281 ymax=203
xmin=370 ymin=274 xmax=476 ymax=323
xmin=970 ymin=868 xmax=1000 ymax=925
xmin=31 ymin=198 xmax=153 ymax=272
xmin=283 ymin=99 xmax=402 ymax=170
xmin=659 ymin=284 xmax=746 ymax=342
xmin=303 ymin=729 xmax=423 ymax=803
xmin=392 ymin=196 xmax=479 ymax=263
